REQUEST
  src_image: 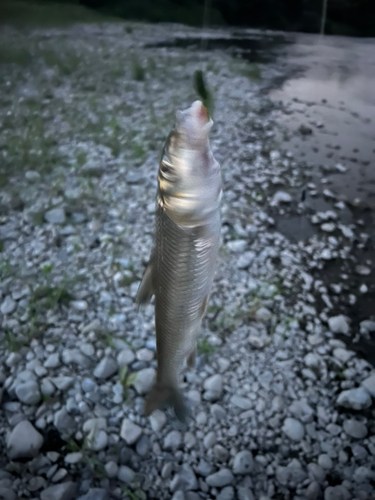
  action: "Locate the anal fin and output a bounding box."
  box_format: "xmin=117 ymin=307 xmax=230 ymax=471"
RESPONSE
xmin=186 ymin=347 xmax=197 ymax=370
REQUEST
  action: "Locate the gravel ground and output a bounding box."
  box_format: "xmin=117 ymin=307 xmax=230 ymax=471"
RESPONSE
xmin=0 ymin=22 xmax=374 ymax=500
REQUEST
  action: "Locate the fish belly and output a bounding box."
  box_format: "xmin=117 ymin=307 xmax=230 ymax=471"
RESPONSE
xmin=154 ymin=206 xmax=219 ymax=387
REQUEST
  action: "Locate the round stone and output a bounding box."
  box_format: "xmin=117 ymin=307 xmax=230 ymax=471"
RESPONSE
xmin=7 ymin=421 xmax=44 ymax=459
xmin=343 ymin=419 xmax=367 ymax=439
xmin=1 ymin=297 xmax=16 ymax=315
xmin=105 ymin=461 xmax=118 ymax=478
xmin=93 ymin=357 xmax=118 ymax=379
xmin=232 ymin=451 xmax=254 ymax=475
xmin=120 ymin=419 xmax=142 ymax=445
xmin=118 ymin=465 xmax=135 ymax=483
xmin=163 ymin=431 xmax=182 ymax=451
xmin=324 ymin=485 xmax=351 ymax=500
xmin=337 ymin=388 xmax=371 ymax=410
xmin=282 ymin=418 xmax=305 ymax=441
xmin=15 ymin=381 xmax=41 ymax=405
xmin=203 ymin=431 xmax=217 ymax=449
xmin=149 ymin=410 xmax=167 ymax=432
xmin=132 ymin=368 xmax=155 ymax=395
xmin=206 ymin=469 xmax=234 ymax=487
xmin=318 ymin=454 xmax=332 ymax=470
xmin=255 ymin=307 xmax=272 ymax=321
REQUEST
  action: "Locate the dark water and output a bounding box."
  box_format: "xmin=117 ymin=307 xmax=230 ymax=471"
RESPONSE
xmin=145 ymin=31 xmax=291 ymax=64
xmin=270 ymin=33 xmax=375 ymax=209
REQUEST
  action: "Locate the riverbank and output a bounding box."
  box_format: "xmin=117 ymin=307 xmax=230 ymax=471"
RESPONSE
xmin=0 ymin=21 xmax=374 ymax=500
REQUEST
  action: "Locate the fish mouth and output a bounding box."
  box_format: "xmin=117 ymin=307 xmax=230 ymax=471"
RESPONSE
xmin=191 ymin=100 xmax=209 ymax=124
xmin=175 ymin=100 xmax=213 ymax=140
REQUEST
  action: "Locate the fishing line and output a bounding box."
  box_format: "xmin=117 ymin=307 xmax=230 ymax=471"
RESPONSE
xmin=193 ymin=0 xmax=214 ymax=118
xmin=201 ymin=0 xmax=212 ymax=51
xmin=299 ymin=188 xmax=307 ymax=241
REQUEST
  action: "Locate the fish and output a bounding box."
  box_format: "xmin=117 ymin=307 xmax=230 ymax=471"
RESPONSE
xmin=135 ymin=100 xmax=222 ymax=421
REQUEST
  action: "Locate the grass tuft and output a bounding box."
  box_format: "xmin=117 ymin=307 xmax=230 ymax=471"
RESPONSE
xmin=0 ymin=45 xmax=31 ymax=66
xmin=42 ymin=48 xmax=81 ymax=75
xmin=2 ymin=328 xmax=26 ymax=353
xmin=119 ymin=365 xmax=137 ymax=401
xmin=241 ymin=63 xmax=262 ymax=81
xmin=131 ymin=57 xmax=146 ymax=81
xmin=197 ymin=337 xmax=215 ymax=356
xmin=0 ymin=173 xmax=8 ymax=188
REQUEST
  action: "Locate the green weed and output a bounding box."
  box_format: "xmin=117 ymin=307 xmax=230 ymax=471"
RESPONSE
xmin=0 ymin=173 xmax=8 ymax=188
xmin=0 ymin=259 xmax=12 ymax=278
xmin=124 ymin=489 xmax=146 ymax=500
xmin=95 ymin=330 xmax=128 ymax=350
xmin=5 ymin=115 xmax=58 ymax=175
xmin=85 ymin=455 xmax=106 ymax=478
xmin=2 ymin=328 xmax=26 ymax=352
xmin=63 ymin=438 xmax=81 ymax=453
xmin=40 ymin=392 xmax=57 ymax=404
xmin=42 ymin=48 xmax=80 ymax=76
xmin=106 ymin=118 xmax=122 ymax=157
xmin=278 ymin=316 xmax=299 ymax=339
xmin=76 ymin=151 xmax=87 ymax=167
xmin=207 ymin=304 xmax=221 ymax=314
xmin=193 ymin=69 xmax=214 ymax=119
xmin=197 ymin=337 xmax=215 ymax=356
xmin=24 ymin=98 xmax=41 ymax=111
xmin=28 ymin=272 xmax=76 ymax=324
xmin=241 ymin=63 xmax=262 ymax=81
xmin=119 ymin=365 xmax=138 ymax=401
xmin=0 ymin=44 xmax=31 ymax=65
xmin=41 ymin=263 xmax=54 ymax=276
xmin=130 ymin=142 xmax=145 ymax=159
xmin=32 ymin=211 xmax=45 ymax=226
xmin=131 ymin=57 xmax=146 ymax=81
xmin=110 ymin=64 xmax=124 ymax=79
xmin=147 ymin=57 xmax=157 ymax=73
xmin=62 ymin=437 xmax=106 ymax=478
xmin=29 ymin=284 xmax=73 ymax=312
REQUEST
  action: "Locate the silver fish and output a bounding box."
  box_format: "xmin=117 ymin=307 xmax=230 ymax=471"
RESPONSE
xmin=136 ymin=100 xmax=222 ymax=421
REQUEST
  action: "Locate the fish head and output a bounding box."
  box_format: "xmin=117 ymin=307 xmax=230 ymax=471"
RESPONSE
xmin=157 ymin=100 xmax=221 ymax=226
xmin=174 ymin=100 xmax=213 ymax=149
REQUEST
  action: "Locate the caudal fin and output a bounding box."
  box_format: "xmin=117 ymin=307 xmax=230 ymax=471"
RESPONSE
xmin=144 ymin=383 xmax=189 ymax=422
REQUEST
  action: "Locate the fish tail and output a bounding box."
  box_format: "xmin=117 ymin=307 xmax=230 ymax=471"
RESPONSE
xmin=144 ymin=383 xmax=189 ymax=423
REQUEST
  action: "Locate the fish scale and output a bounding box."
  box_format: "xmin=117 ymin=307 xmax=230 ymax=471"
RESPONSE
xmin=136 ymin=100 xmax=222 ymax=421
xmin=154 ymin=206 xmax=219 ymax=390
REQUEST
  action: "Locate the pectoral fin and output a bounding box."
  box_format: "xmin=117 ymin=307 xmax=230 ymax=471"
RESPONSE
xmin=135 ymin=254 xmax=155 ymax=308
xmin=199 ymin=295 xmax=209 ymax=318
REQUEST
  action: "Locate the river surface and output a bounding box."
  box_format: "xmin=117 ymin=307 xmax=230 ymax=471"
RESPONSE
xmin=270 ymin=32 xmax=375 ymax=215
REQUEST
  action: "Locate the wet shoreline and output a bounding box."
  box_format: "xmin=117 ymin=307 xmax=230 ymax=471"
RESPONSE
xmin=152 ymin=29 xmax=375 ymax=364
xmin=267 ymin=32 xmax=375 ymax=363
